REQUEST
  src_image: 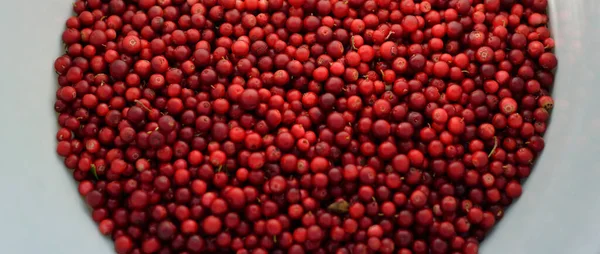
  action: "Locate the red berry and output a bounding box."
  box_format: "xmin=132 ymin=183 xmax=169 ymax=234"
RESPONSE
xmin=53 ymin=0 xmax=557 ymax=253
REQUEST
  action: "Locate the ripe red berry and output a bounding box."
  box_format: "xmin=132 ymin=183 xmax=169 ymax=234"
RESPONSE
xmin=54 ymin=0 xmax=557 ymax=253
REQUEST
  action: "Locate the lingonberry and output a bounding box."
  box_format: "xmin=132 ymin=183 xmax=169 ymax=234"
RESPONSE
xmin=55 ymin=0 xmax=556 ymax=253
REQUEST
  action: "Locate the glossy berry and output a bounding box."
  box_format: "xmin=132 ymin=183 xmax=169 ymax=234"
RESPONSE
xmin=54 ymin=0 xmax=557 ymax=253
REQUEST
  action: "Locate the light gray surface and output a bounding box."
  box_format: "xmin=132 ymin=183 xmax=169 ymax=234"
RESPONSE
xmin=0 ymin=0 xmax=599 ymax=253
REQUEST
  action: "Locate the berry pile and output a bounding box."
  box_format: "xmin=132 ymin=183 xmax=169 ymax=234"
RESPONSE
xmin=54 ymin=0 xmax=557 ymax=253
